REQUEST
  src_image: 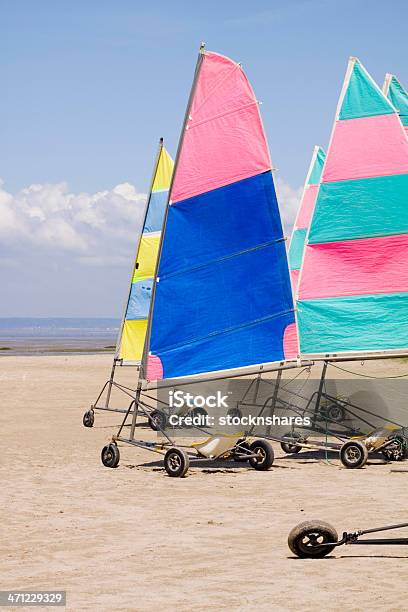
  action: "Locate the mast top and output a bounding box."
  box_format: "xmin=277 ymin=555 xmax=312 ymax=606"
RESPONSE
xmin=199 ymin=42 xmax=206 ymax=54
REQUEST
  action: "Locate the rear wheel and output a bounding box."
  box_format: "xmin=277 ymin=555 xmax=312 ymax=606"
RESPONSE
xmin=189 ymin=407 xmax=208 ymax=427
xmin=101 ymin=443 xmax=120 ymax=468
xmin=340 ymin=440 xmax=368 ymax=469
xmin=249 ymin=440 xmax=274 ymax=471
xmin=164 ymin=448 xmax=189 ymax=477
xmin=281 ymin=432 xmax=302 ymax=454
xmin=227 ymin=407 xmax=242 ymax=420
xmin=382 ymin=436 xmax=407 ymax=461
xmin=288 ymin=520 xmax=338 ymax=558
xmin=149 ymin=410 xmax=167 ymax=431
xmin=325 ymin=403 xmax=346 ymax=423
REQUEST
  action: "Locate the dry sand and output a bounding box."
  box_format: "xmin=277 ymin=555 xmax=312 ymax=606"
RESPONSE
xmin=1 ymin=354 xmax=407 ymax=611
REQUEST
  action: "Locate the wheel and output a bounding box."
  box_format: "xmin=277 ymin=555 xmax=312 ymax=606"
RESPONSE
xmin=249 ymin=439 xmax=274 ymax=471
xmin=233 ymin=440 xmax=251 ymax=462
xmin=83 ymin=409 xmax=94 ymax=428
xmin=325 ymin=403 xmax=346 ymax=423
xmin=382 ymin=436 xmax=408 ymax=461
xmin=164 ymin=448 xmax=190 ymax=477
xmin=227 ymin=407 xmax=242 ymax=420
xmin=281 ymin=432 xmax=302 ymax=454
xmin=149 ymin=410 xmax=167 ymax=431
xmin=101 ymin=443 xmax=120 ymax=468
xmin=188 ymin=407 xmax=208 ymax=428
xmin=288 ymin=520 xmax=338 ymax=558
xmin=340 ymin=440 xmax=368 ymax=469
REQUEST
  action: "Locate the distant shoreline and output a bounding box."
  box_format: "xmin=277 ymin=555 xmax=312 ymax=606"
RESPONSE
xmin=0 ymin=318 xmax=120 ymax=356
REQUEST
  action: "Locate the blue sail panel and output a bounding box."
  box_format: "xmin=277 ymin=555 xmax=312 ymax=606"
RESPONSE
xmin=149 ymin=171 xmax=295 ymax=379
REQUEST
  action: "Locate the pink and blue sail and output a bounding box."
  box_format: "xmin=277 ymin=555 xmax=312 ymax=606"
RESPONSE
xmin=297 ymin=58 xmax=408 ymax=356
xmin=144 ymin=50 xmax=295 ymax=381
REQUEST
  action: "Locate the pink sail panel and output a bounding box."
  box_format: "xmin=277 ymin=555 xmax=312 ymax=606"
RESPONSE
xmin=283 ymin=322 xmax=298 ymax=360
xmin=146 ymin=354 xmax=163 ymax=381
xmin=323 ymin=113 xmax=408 ymax=183
xmin=295 ymin=184 xmax=319 ymax=229
xmin=298 ymin=234 xmax=408 ymax=300
xmin=171 ymin=52 xmax=271 ymax=203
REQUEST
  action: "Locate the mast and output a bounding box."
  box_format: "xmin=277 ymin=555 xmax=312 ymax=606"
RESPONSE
xmin=140 ymin=44 xmax=206 ymax=380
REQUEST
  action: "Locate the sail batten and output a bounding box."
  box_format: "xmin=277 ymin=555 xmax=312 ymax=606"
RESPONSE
xmin=297 ymin=58 xmax=408 ymax=357
xmin=143 ymin=49 xmax=295 ymax=382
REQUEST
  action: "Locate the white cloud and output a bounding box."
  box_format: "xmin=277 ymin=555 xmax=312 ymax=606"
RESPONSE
xmin=0 ymin=179 xmax=147 ymax=264
xmin=0 ymin=177 xmax=302 ymax=316
xmin=0 ymin=177 xmax=301 ymax=261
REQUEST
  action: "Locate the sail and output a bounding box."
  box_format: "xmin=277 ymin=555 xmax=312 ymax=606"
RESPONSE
xmin=288 ymin=146 xmax=326 ymax=291
xmin=143 ymin=49 xmax=295 ymax=382
xmin=117 ymin=141 xmax=174 ymax=362
xmin=383 ymin=74 xmax=408 ymax=137
xmin=297 ymin=58 xmax=408 ymax=357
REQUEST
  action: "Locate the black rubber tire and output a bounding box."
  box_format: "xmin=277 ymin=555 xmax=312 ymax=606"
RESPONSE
xmin=326 ymin=403 xmax=346 ymax=423
xmin=382 ymin=436 xmax=408 ymax=461
xmin=281 ymin=432 xmax=302 ymax=454
xmin=101 ymin=443 xmax=120 ymax=468
xmin=340 ymin=440 xmax=368 ymax=469
xmin=288 ymin=520 xmax=338 ymax=558
xmin=83 ymin=409 xmax=94 ymax=428
xmin=164 ymin=448 xmax=190 ymax=478
xmin=227 ymin=408 xmax=243 ymax=420
xmin=149 ymin=410 xmax=167 ymax=432
xmin=188 ymin=407 xmax=208 ymax=427
xmin=233 ymin=440 xmax=251 ymax=462
xmin=249 ymin=439 xmax=274 ymax=471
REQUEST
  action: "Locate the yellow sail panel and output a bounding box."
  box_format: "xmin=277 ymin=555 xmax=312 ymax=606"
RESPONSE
xmin=152 ymin=147 xmax=173 ymax=192
xmin=119 ymin=320 xmax=148 ymax=361
xmin=132 ymin=234 xmax=161 ymax=282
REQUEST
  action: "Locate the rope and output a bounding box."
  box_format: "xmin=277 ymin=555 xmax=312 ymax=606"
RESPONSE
xmin=328 ymin=362 xmax=408 ymax=379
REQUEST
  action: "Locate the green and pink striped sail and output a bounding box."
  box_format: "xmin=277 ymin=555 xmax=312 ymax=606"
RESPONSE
xmin=383 ymin=74 xmax=408 ymax=138
xmin=288 ymin=146 xmax=326 ymax=291
xmin=297 ymin=58 xmax=408 ymax=356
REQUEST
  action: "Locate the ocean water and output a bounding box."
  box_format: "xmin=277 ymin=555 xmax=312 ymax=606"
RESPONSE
xmin=0 ymin=318 xmax=120 ymax=356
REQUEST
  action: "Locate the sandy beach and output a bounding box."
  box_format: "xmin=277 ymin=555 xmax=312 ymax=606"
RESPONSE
xmin=1 ymin=354 xmax=407 ymax=611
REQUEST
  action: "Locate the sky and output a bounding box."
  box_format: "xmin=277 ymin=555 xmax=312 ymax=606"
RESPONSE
xmin=1 ymin=0 xmax=407 ymax=317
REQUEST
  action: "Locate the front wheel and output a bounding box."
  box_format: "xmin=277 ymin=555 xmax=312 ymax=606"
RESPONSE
xmin=288 ymin=520 xmax=338 ymax=558
xmin=83 ymin=409 xmax=94 ymax=428
xmin=164 ymin=448 xmax=190 ymax=478
xmin=101 ymin=443 xmax=120 ymax=468
xmin=249 ymin=440 xmax=274 ymax=471
xmin=340 ymin=440 xmax=368 ymax=469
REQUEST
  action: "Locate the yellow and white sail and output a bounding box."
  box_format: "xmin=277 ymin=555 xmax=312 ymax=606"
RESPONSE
xmin=117 ymin=140 xmax=174 ymax=362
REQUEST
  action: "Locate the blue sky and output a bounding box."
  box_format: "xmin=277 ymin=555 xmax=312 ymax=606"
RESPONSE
xmin=1 ymin=0 xmax=407 ymax=316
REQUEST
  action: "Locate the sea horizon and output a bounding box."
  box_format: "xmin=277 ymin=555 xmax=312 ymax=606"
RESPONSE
xmin=0 ymin=317 xmax=121 ymax=356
